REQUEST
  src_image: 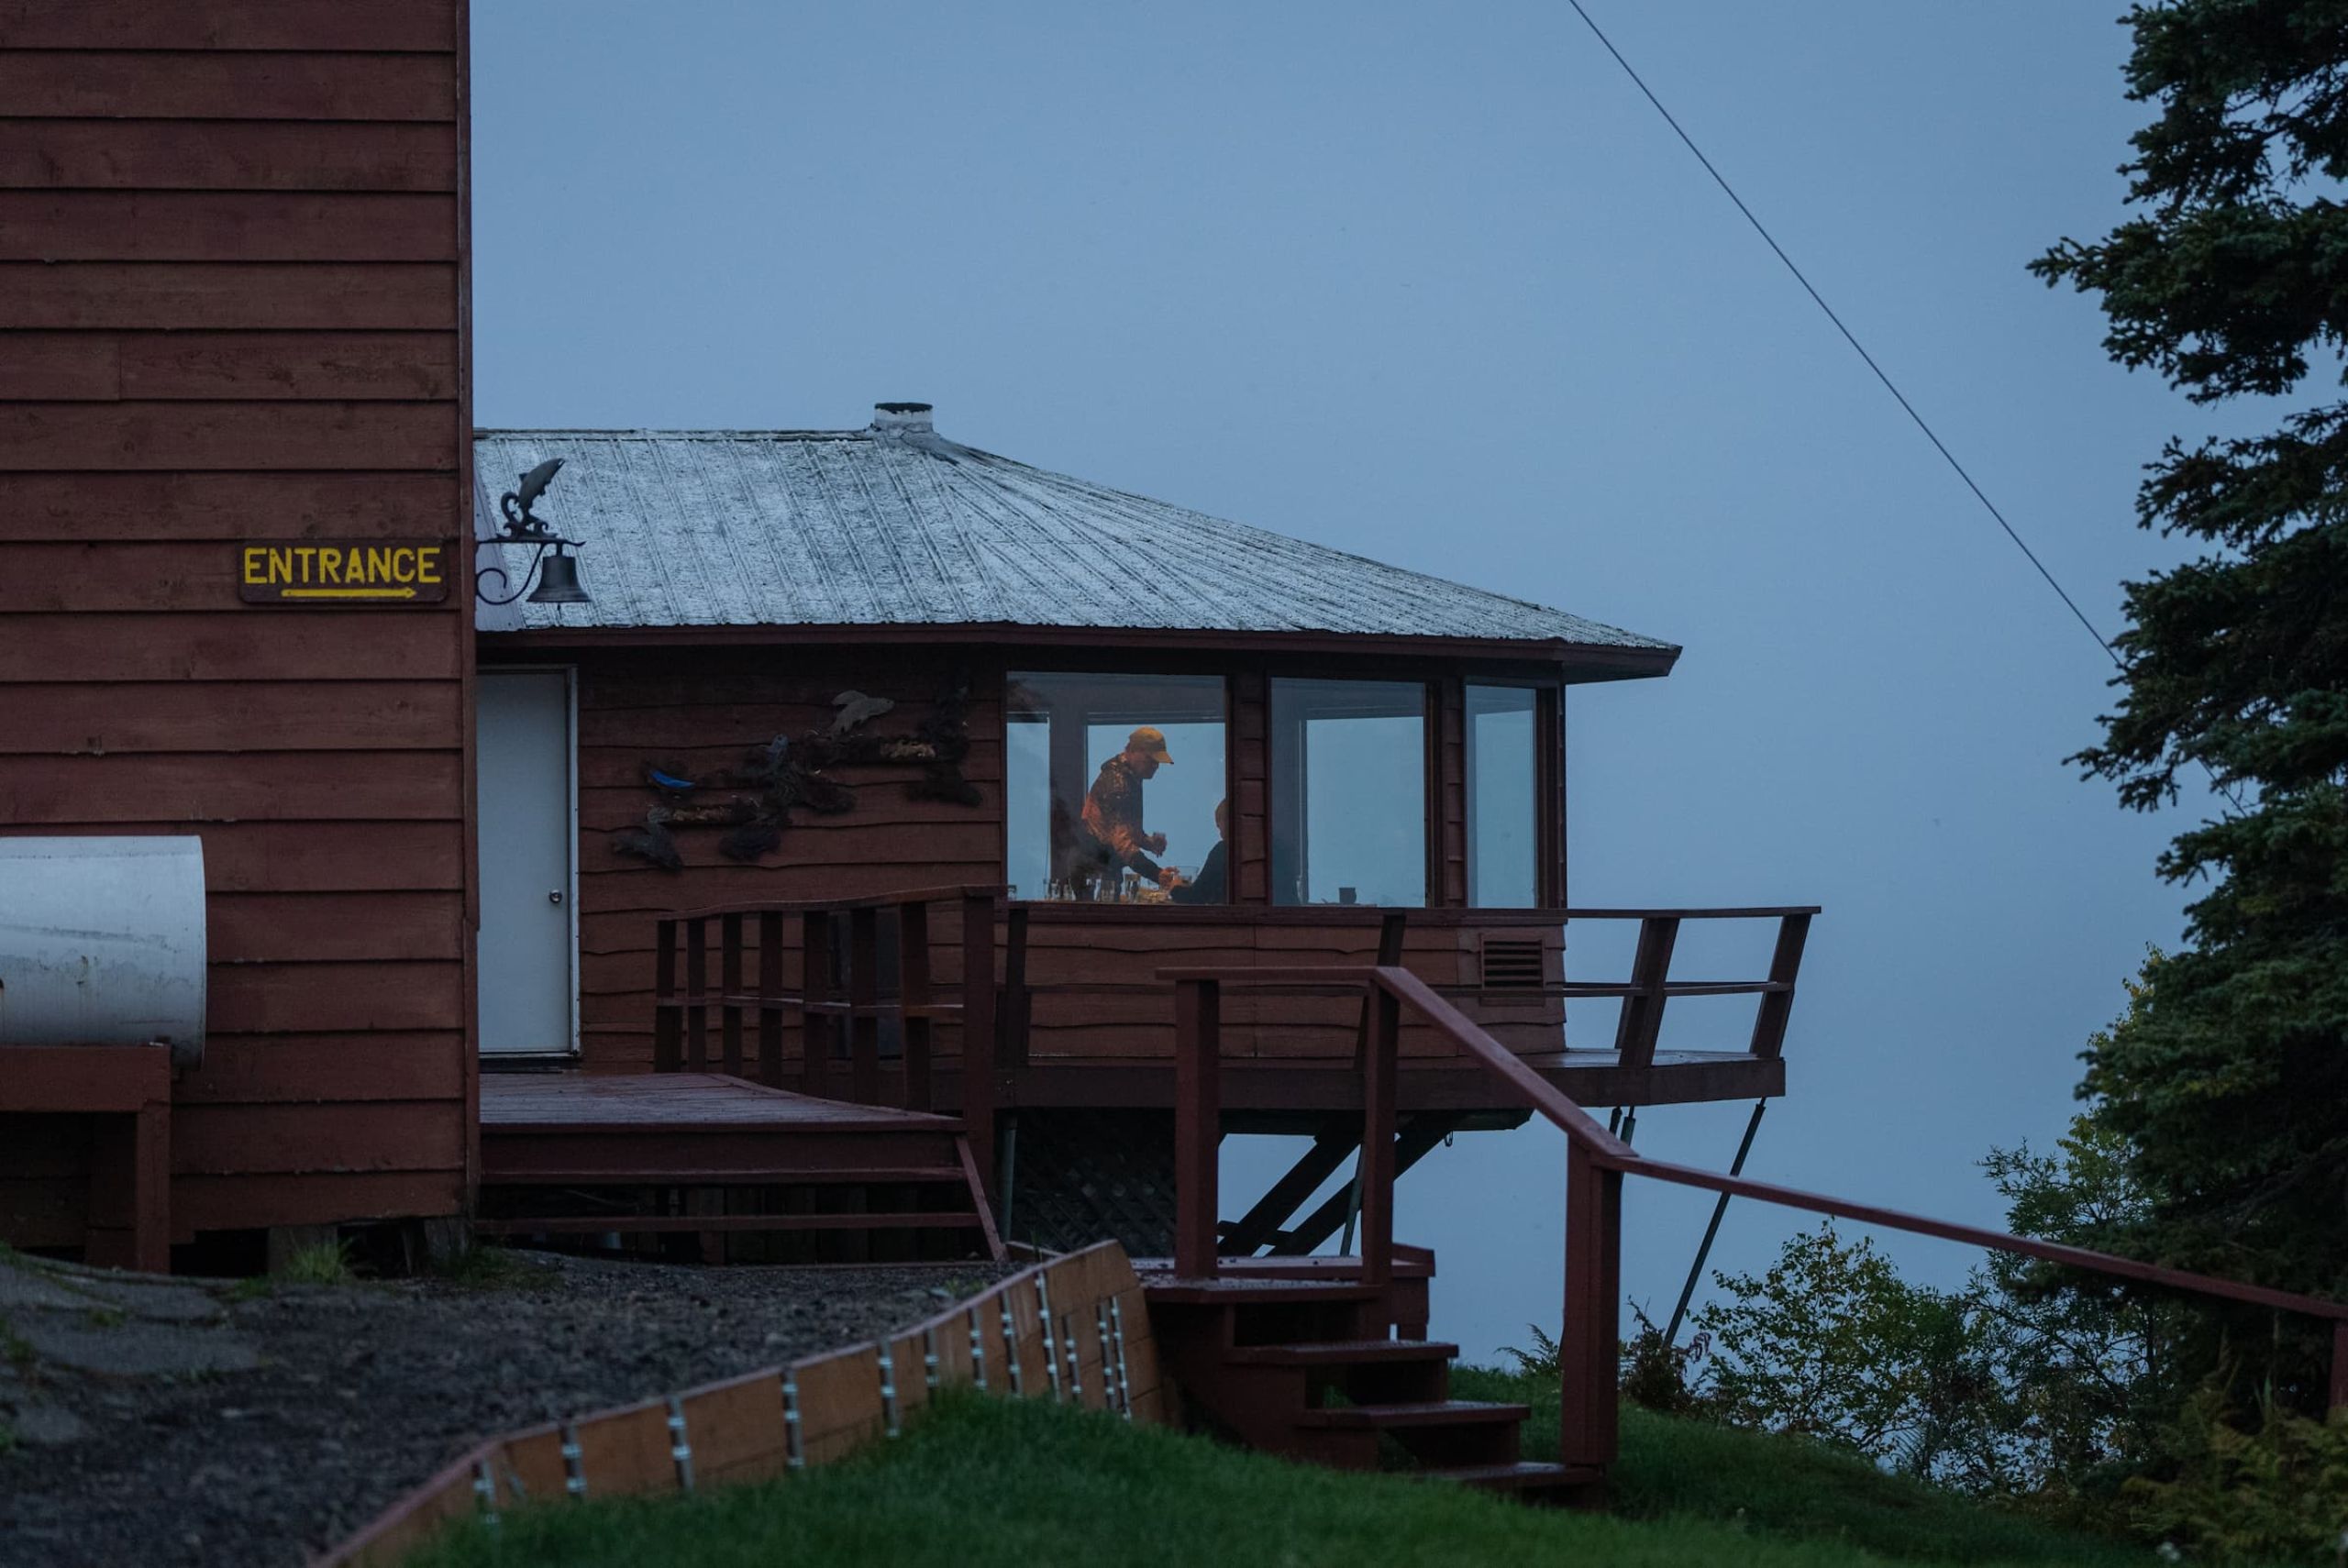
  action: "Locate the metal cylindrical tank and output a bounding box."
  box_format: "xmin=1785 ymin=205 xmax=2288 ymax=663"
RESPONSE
xmin=0 ymin=836 xmax=206 ymax=1068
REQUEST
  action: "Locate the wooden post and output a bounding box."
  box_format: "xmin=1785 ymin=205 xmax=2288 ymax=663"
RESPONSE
xmin=2332 ymin=1320 xmax=2348 ymax=1417
xmin=899 ymin=900 xmax=934 ymax=1112
xmin=802 ymin=911 xmax=834 ymax=1098
xmin=757 ymin=911 xmax=783 ymax=1086
xmin=958 ymin=892 xmax=999 ymax=1204
xmin=1559 ymin=1139 xmax=1623 ymax=1470
xmin=653 ymin=917 xmax=681 ymax=1073
xmin=1001 ymin=905 xmax=1030 ymax=1068
xmin=719 ymin=911 xmax=743 ymax=1078
xmin=128 ymin=1090 xmax=169 ymax=1273
xmin=684 ymin=917 xmax=709 ymax=1073
xmin=1350 ymin=911 xmax=1408 ymax=1070
xmin=1173 ymin=977 xmax=1223 ymax=1279
xmin=1357 ymin=980 xmax=1400 ymax=1289
xmin=1746 ymin=911 xmax=1811 ymax=1060
xmin=848 ymin=907 xmax=880 ymax=1106
xmin=1611 ymin=915 xmax=1679 ymax=1072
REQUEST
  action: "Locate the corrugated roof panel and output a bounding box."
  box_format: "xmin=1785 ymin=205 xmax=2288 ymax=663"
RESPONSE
xmin=471 ymin=417 xmax=1675 ymax=652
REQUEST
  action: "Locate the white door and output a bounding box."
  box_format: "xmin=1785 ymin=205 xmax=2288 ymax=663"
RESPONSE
xmin=477 ymin=668 xmax=577 ymax=1055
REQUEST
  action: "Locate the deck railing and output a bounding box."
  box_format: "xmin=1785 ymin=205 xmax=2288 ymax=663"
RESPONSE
xmin=1556 ymin=907 xmax=1814 ymax=1066
xmin=1159 ymin=962 xmax=2348 ymax=1471
xmin=652 ymin=885 xmax=1006 ymax=1187
xmin=1003 ymin=902 xmax=1817 ymax=1068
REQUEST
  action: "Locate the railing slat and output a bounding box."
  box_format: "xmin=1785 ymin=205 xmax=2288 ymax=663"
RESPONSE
xmin=801 ymin=911 xmax=834 ymax=1099
xmin=848 ymin=909 xmax=880 ymax=1107
xmin=1611 ymin=915 xmax=1680 ymax=1072
xmin=899 ymin=902 xmax=933 ymax=1113
xmin=1746 ymin=912 xmax=1811 ymax=1060
xmin=652 ymin=918 xmax=681 ymax=1074
xmin=719 ymin=912 xmax=744 ymax=1079
xmin=684 ymin=919 xmax=708 ymax=1074
xmin=757 ymin=912 xmax=783 ymax=1086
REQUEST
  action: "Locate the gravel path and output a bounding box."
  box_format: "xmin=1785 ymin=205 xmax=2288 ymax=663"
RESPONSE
xmin=0 ymin=1249 xmax=1005 ymax=1568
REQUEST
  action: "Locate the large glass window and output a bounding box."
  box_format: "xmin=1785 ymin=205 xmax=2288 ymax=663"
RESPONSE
xmin=1270 ymin=679 xmax=1426 ymax=907
xmin=1006 ymin=672 xmax=1228 ymax=903
xmin=1466 ymin=684 xmax=1540 ymax=907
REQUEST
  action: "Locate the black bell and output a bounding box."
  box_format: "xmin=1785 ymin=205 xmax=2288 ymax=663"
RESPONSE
xmin=527 ymin=547 xmax=592 ymax=605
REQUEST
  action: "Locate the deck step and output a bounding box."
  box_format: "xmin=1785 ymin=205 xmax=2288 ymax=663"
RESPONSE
xmin=1225 ymin=1339 xmax=1456 ymax=1366
xmin=1421 ymin=1461 xmax=1602 ymax=1494
xmin=476 ymin=1210 xmax=985 ymax=1237
xmin=1295 ymin=1399 xmax=1530 ymax=1430
xmin=1139 ymin=1277 xmax=1384 ymax=1306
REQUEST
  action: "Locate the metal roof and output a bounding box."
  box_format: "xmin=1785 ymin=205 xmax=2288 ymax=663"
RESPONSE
xmin=472 ymin=407 xmax=1676 ymax=656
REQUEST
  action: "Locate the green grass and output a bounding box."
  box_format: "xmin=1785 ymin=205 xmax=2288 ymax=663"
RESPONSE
xmin=404 ymin=1389 xmax=2160 ymax=1568
xmin=276 ymin=1239 xmax=358 ymax=1286
xmin=1455 ymin=1364 xmax=2148 ymax=1566
xmin=428 ymin=1245 xmax=559 ymax=1292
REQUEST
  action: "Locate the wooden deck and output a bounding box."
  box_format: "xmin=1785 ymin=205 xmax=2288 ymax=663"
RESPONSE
xmin=481 ymin=1072 xmax=959 ymax=1133
xmin=477 ymin=1072 xmax=1002 ymax=1258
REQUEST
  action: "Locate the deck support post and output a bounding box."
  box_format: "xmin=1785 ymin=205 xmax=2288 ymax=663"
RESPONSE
xmin=1357 ymin=980 xmax=1399 ymax=1289
xmin=1560 ymin=1139 xmax=1622 ymax=1470
xmin=1173 ymin=976 xmax=1223 ymax=1278
xmin=2334 ymin=1321 xmax=2348 ymax=1417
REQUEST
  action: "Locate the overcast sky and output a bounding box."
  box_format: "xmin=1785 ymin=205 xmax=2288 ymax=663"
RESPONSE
xmin=471 ymin=2 xmax=2236 ymax=1358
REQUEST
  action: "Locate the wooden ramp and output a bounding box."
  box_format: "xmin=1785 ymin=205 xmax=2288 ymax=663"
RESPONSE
xmin=478 ymin=1073 xmax=1002 ymax=1263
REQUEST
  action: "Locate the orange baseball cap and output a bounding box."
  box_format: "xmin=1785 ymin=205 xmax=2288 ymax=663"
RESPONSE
xmin=1128 ymin=725 xmax=1173 ymax=764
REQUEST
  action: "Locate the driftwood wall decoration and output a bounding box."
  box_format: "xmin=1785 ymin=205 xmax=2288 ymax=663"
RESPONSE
xmin=612 ymin=679 xmax=980 ymax=871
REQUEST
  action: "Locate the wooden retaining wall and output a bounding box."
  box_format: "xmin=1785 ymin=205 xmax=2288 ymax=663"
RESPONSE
xmin=316 ymin=1242 xmax=1162 ymax=1567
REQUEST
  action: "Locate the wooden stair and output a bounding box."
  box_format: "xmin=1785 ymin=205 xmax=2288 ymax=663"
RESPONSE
xmin=1138 ymin=1251 xmax=1599 ymax=1500
xmin=477 ymin=1072 xmax=1003 ymax=1264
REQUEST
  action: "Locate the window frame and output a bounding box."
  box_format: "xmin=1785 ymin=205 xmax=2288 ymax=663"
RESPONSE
xmin=998 ymin=657 xmax=1563 ymax=912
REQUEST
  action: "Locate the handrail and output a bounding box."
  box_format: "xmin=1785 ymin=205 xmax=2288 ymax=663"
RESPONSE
xmin=663 ymin=884 xmax=1006 ymax=922
xmin=1159 ymin=962 xmax=2348 ymax=1469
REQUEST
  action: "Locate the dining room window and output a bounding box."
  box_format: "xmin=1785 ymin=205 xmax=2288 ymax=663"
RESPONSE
xmin=1466 ymin=684 xmax=1540 ymax=907
xmin=1268 ymin=678 xmax=1427 ymax=907
xmin=1005 ymin=671 xmax=1228 ymax=903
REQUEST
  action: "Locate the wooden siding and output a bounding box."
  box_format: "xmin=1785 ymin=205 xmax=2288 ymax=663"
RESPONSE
xmin=541 ymin=644 xmax=1567 ymax=1077
xmin=0 ymin=7 xmax=472 ymax=1250
xmin=551 ymin=646 xmax=1005 ymax=1074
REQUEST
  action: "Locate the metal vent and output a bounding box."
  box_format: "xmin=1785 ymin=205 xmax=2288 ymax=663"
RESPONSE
xmin=1479 ymin=936 xmax=1545 ymax=990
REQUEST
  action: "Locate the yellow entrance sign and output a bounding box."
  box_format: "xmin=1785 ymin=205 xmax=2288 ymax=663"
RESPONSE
xmin=238 ymin=541 xmax=452 ymax=604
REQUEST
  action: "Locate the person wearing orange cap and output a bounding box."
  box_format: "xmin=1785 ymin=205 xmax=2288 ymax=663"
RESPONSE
xmin=1075 ymin=725 xmax=1182 ymax=897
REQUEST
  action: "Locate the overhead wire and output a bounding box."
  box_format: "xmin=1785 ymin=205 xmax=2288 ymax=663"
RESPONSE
xmin=1562 ymin=0 xmax=2120 ymax=668
xmin=1561 ymin=0 xmax=2248 ymax=812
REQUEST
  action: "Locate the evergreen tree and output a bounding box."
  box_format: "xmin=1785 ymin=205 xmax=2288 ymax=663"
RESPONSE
xmin=2032 ymin=0 xmax=2348 ymax=1403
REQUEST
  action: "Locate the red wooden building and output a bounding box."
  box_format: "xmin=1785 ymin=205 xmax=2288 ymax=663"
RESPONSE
xmin=19 ymin=8 xmax=2336 ymax=1508
xmin=461 ymin=409 xmax=1810 ymax=1258
xmin=0 ymin=0 xmax=1810 ymax=1278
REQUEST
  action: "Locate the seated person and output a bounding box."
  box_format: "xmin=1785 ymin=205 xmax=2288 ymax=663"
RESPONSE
xmin=1169 ymin=799 xmax=1230 ymax=904
xmin=1074 ymin=726 xmax=1181 ymax=897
